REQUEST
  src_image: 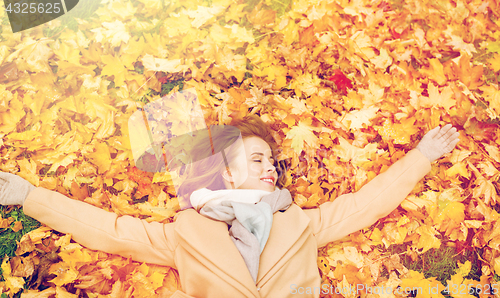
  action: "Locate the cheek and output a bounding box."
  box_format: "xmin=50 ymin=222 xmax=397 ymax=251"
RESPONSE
xmin=247 ymin=163 xmax=263 ymax=178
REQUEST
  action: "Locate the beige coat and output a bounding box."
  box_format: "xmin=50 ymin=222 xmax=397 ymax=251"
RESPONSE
xmin=23 ymin=149 xmax=431 ymax=298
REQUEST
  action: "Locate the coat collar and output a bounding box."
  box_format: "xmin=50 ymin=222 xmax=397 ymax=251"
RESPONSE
xmin=174 ymin=204 xmax=310 ymax=295
xmin=256 ymin=204 xmax=311 ymax=284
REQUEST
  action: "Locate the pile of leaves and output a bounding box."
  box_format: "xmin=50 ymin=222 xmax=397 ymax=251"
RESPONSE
xmin=0 ymin=0 xmax=499 ymax=296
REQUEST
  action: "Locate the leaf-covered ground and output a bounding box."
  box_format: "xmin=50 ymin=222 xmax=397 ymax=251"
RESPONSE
xmin=0 ymin=0 xmax=499 ymax=297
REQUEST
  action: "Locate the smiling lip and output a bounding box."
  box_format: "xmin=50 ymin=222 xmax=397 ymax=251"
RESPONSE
xmin=260 ymin=177 xmax=275 ymax=185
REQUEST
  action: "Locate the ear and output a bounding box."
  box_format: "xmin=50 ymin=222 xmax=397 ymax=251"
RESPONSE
xmin=221 ymin=167 xmax=234 ymax=183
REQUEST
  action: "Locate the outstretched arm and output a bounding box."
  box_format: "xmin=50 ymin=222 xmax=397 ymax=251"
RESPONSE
xmin=304 ymin=125 xmax=460 ymax=248
xmin=0 ymin=172 xmax=177 ymax=267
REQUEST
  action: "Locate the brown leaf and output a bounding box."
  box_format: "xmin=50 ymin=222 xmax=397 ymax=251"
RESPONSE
xmin=466 ymin=199 xmax=485 ymax=220
xmin=16 ymin=235 xmax=36 ymax=256
xmin=10 ymin=256 xmax=35 ymax=277
xmin=0 ymin=62 xmax=19 ymax=83
xmin=74 ymin=271 xmax=111 ymax=293
xmin=382 ymin=253 xmax=404 ymax=273
xmin=248 ymin=4 xmax=276 ymax=30
xmin=70 ymin=181 xmax=89 ymax=201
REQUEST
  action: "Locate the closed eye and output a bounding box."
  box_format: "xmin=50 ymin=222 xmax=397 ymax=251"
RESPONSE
xmin=254 ymin=159 xmax=275 ymax=164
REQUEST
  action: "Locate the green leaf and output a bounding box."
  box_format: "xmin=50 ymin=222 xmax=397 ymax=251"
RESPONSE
xmin=487 ymin=41 xmax=500 ymax=54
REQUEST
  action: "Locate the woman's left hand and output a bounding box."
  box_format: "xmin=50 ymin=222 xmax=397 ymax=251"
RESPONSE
xmin=0 ymin=172 xmax=35 ymax=205
xmin=416 ymin=124 xmax=460 ymax=163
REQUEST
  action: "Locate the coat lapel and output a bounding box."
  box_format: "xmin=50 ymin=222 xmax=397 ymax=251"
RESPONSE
xmin=174 ymin=209 xmax=259 ymax=296
xmin=174 ymin=204 xmax=311 ymax=294
xmin=256 ymin=204 xmax=311 ymax=284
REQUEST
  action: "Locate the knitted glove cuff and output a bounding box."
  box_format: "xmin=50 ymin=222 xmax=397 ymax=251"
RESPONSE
xmin=0 ymin=172 xmax=36 ymax=206
xmin=415 ymin=144 xmax=440 ymax=163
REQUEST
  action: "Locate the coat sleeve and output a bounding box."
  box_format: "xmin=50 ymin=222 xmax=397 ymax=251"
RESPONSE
xmin=303 ymin=148 xmax=432 ymax=248
xmin=23 ymin=187 xmax=178 ymax=268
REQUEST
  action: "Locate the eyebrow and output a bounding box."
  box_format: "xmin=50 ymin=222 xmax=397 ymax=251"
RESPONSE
xmin=251 ymin=152 xmax=275 ymax=160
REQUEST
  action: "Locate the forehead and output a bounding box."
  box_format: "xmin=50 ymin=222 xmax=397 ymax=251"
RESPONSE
xmin=242 ymin=136 xmax=272 ymax=155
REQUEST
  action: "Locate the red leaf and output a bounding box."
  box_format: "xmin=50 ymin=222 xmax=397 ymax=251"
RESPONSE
xmin=328 ymin=70 xmax=353 ymax=94
xmin=158 ymin=76 xmax=169 ymax=84
xmin=127 ymin=167 xmax=153 ymax=196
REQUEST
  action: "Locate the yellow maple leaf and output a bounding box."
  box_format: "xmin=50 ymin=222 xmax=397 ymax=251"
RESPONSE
xmin=91 ymin=20 xmax=131 ymax=47
xmin=138 ymin=202 xmax=177 ymax=222
xmin=358 ymin=82 xmax=385 ymax=107
xmin=21 ymin=226 xmax=53 ymax=244
xmin=129 ymin=270 xmax=156 ymax=297
xmin=101 ymin=54 xmax=127 ymax=87
xmin=488 ymin=53 xmax=500 ymax=72
xmin=436 ymin=199 xmax=465 ymax=224
xmin=246 ymin=43 xmax=270 ymax=66
xmin=214 ymin=46 xmax=247 ymax=81
xmin=59 ymin=247 xmax=95 ymax=268
xmin=376 ymin=118 xmax=419 ymax=145
xmin=426 ymin=83 xmax=456 ymax=110
xmin=494 ymin=256 xmax=500 ymax=276
xmin=108 ymin=0 xmax=137 ymax=19
xmin=56 ymin=286 xmax=78 ymax=298
xmin=279 ymin=17 xmax=299 ymax=46
xmin=141 ymin=54 xmax=188 ymax=73
xmin=209 ymin=23 xmax=233 ymax=44
xmin=150 ymin=271 xmax=165 ymax=290
xmin=415 ymin=225 xmax=441 ymax=253
xmin=49 ymin=263 xmax=79 ymax=286
xmin=446 ymin=35 xmax=477 ymax=56
xmin=444 ymin=261 xmax=477 ymax=298
xmin=285 ymin=119 xmax=318 ymax=154
xmin=21 ymin=288 xmax=57 ymax=297
xmin=290 ymin=73 xmax=321 ymax=98
xmin=483 ymin=144 xmax=500 ymax=163
xmin=1 ymin=257 xmax=25 ymax=295
xmin=370 ymin=48 xmax=393 ymax=69
xmin=121 ymin=36 xmax=146 ymax=69
xmin=478 ymin=85 xmax=500 ymax=117
xmin=341 ymin=106 xmax=379 ymax=130
xmin=477 ymin=161 xmax=498 ymax=177
xmin=472 ymin=176 xmax=497 ymax=205
xmin=421 ymin=58 xmax=447 ymax=86
xmin=8 ymin=38 xmax=53 ymax=73
xmin=17 ymin=159 xmax=40 ymax=186
xmin=184 ymin=5 xmax=226 ymax=29
xmin=53 ymin=42 xmax=82 ymax=66
xmin=400 ymin=270 xmax=446 ymax=298
xmin=331 ymin=137 xmax=378 ymax=167
xmin=5 ymin=130 xmax=42 ymax=142
xmin=445 ymin=162 xmax=469 ymax=178
xmin=0 ymin=94 xmax=25 ymax=134
xmin=227 ymin=23 xmax=255 ymax=44
xmin=350 ymin=30 xmax=376 ymax=60
xmin=342 ymin=91 xmax=364 ymax=110
xmin=89 ymin=142 xmax=112 ymax=174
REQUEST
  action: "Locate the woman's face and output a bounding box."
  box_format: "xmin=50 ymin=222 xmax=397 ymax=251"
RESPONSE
xmin=222 ymin=136 xmax=278 ymax=192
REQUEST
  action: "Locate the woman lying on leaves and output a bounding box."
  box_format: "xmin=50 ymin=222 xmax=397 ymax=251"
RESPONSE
xmin=0 ymin=114 xmax=459 ymax=298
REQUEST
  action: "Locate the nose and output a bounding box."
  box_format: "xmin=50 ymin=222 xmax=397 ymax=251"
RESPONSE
xmin=264 ymin=159 xmax=276 ymax=173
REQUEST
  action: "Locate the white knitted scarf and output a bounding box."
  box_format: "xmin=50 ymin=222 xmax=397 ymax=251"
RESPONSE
xmin=190 ymin=186 xmax=291 ymax=282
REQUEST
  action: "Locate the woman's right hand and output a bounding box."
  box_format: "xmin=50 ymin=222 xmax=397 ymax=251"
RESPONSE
xmin=416 ymin=124 xmax=460 ymax=163
xmin=0 ymin=172 xmax=35 ymax=205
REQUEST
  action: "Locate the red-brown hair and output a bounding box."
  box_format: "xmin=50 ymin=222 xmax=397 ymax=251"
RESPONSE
xmin=176 ymin=114 xmax=286 ymax=209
